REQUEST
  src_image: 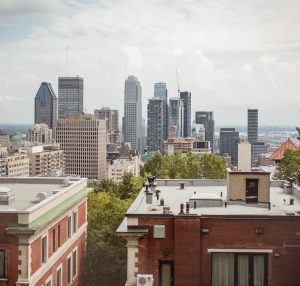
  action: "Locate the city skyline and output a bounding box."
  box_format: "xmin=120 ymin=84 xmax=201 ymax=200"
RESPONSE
xmin=0 ymin=1 xmax=300 ymax=126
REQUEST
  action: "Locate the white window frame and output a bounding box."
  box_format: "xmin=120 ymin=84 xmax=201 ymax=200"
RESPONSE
xmin=73 ymin=209 xmax=78 ymax=234
xmin=72 ymin=246 xmax=78 ymax=280
xmin=41 ymin=233 xmax=48 ymax=264
xmin=56 ymin=263 xmax=62 ymax=286
xmin=45 ymin=275 xmax=52 ymax=286
xmin=67 ymin=253 xmax=72 ymax=285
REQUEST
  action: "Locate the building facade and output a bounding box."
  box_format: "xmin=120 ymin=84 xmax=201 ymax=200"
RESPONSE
xmin=219 ymin=128 xmax=240 ymax=165
xmin=26 ymin=124 xmax=53 ymax=144
xmin=6 ymin=154 xmax=29 ymax=177
xmin=154 ymin=83 xmax=168 ymax=140
xmin=247 ymin=109 xmax=258 ymax=143
xmin=123 ymin=75 xmax=143 ymax=153
xmin=195 ymin=111 xmax=215 ymax=152
xmin=179 ymin=91 xmax=191 ymax=137
xmin=94 ymin=107 xmax=120 ymax=145
xmin=0 ymin=176 xmax=88 ymax=286
xmin=147 ymin=98 xmax=164 ymax=153
xmin=58 ymin=77 xmax=84 ymax=119
xmin=55 ymin=115 xmax=106 ymax=179
xmin=118 ymin=173 xmax=300 ymax=286
xmin=34 ymin=82 xmax=57 ymax=129
xmin=168 ymin=98 xmax=184 ymax=138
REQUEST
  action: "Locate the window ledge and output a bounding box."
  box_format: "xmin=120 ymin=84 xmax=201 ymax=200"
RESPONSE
xmin=0 ymin=278 xmax=8 ymax=281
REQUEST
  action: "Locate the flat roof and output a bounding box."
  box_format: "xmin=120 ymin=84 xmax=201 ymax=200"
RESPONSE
xmin=126 ymin=180 xmax=300 ymax=217
xmin=0 ymin=177 xmax=84 ymax=211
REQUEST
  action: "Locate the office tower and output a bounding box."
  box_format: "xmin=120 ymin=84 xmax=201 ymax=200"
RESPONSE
xmin=169 ymin=97 xmax=184 ymax=138
xmin=123 ymin=75 xmax=143 ymax=153
xmin=26 ymin=124 xmax=53 ymax=144
xmin=34 ymin=82 xmax=57 ymax=129
xmin=180 ymin=91 xmax=191 ymax=137
xmin=58 ymin=76 xmax=84 ymax=119
xmin=247 ymin=109 xmax=258 ymax=143
xmin=195 ymin=111 xmax=215 ymax=151
xmin=154 ymin=82 xmax=168 ymax=140
xmin=147 ymin=98 xmax=164 ymax=153
xmin=220 ymin=128 xmax=240 ymax=165
xmin=94 ymin=107 xmax=120 ymax=144
xmin=252 ymin=141 xmax=268 ymax=167
xmin=55 ymin=114 xmax=106 ymax=179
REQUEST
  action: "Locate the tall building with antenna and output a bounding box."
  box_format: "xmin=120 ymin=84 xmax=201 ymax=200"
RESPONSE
xmin=58 ymin=76 xmax=84 ymax=119
xmin=123 ymin=75 xmax=143 ymax=153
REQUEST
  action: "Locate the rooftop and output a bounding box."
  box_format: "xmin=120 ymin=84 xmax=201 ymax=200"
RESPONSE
xmin=126 ymin=179 xmax=300 ymax=217
xmin=270 ymin=138 xmax=299 ymax=161
xmin=0 ymin=177 xmax=85 ymax=212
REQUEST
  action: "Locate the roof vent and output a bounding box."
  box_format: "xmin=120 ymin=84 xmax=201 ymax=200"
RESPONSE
xmin=64 ymin=179 xmax=71 ymax=187
xmin=0 ymin=187 xmax=15 ymax=205
xmin=179 ymin=182 xmax=185 ymax=190
xmin=37 ymin=192 xmax=48 ymax=202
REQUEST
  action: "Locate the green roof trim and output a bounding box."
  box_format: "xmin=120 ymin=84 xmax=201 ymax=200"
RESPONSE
xmin=6 ymin=187 xmax=91 ymax=234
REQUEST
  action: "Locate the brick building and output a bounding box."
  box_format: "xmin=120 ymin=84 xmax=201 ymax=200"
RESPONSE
xmin=118 ymin=173 xmax=300 ymax=286
xmin=0 ymin=176 xmax=89 ymax=286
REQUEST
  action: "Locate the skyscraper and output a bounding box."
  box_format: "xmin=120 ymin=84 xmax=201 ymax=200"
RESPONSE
xmin=147 ymin=98 xmax=164 ymax=153
xmin=180 ymin=91 xmax=191 ymax=137
xmin=34 ymin=82 xmax=57 ymax=129
xmin=154 ymin=82 xmax=168 ymax=140
xmin=58 ymin=76 xmax=84 ymax=119
xmin=168 ymin=97 xmax=184 ymax=138
xmin=55 ymin=114 xmax=107 ymax=179
xmin=220 ymin=128 xmax=240 ymax=165
xmin=247 ymin=109 xmax=258 ymax=143
xmin=195 ymin=111 xmax=215 ymax=151
xmin=123 ymin=75 xmax=143 ymax=153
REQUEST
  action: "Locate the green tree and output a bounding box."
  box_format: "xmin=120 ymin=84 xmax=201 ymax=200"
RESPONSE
xmin=86 ymin=192 xmax=130 ymax=286
xmin=159 ymin=151 xmax=187 ymax=178
xmin=140 ymin=152 xmax=163 ymax=177
xmin=117 ymin=172 xmax=144 ymax=199
xmin=273 ymin=149 xmax=300 ymax=185
xmin=199 ymin=153 xmax=227 ymax=179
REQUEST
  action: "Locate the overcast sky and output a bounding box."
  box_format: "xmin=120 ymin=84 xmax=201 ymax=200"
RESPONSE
xmin=0 ymin=0 xmax=300 ymax=126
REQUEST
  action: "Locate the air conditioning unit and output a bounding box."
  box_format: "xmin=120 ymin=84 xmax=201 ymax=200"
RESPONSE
xmin=137 ymin=274 xmax=154 ymax=286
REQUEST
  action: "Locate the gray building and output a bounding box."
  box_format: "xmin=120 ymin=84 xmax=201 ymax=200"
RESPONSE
xmin=154 ymin=82 xmax=168 ymax=140
xmin=34 ymin=82 xmax=57 ymax=129
xmin=55 ymin=114 xmax=106 ymax=179
xmin=195 ymin=111 xmax=215 ymax=152
xmin=220 ymin=128 xmax=240 ymax=165
xmin=147 ymin=98 xmax=164 ymax=153
xmin=58 ymin=76 xmax=84 ymax=119
xmin=168 ymin=97 xmax=184 ymax=138
xmin=247 ymin=109 xmax=258 ymax=143
xmin=123 ymin=75 xmax=143 ymax=153
xmin=180 ymin=91 xmax=191 ymax=137
xmin=252 ymin=141 xmax=268 ymax=167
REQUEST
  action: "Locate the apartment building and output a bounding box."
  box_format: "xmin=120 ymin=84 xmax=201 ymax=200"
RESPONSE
xmin=6 ymin=154 xmax=29 ymax=177
xmin=0 ymin=176 xmax=88 ymax=286
xmin=26 ymin=124 xmax=53 ymax=144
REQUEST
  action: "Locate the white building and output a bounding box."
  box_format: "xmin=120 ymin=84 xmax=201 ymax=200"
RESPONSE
xmin=238 ymin=141 xmax=252 ymax=171
xmin=26 ymin=124 xmax=53 ymax=144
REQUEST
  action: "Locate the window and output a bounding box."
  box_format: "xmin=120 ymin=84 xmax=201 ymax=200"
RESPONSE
xmin=45 ymin=276 xmax=52 ymax=286
xmin=56 ymin=266 xmax=62 ymax=286
xmin=73 ymin=210 xmax=78 ymax=233
xmin=72 ymin=250 xmax=77 ymax=277
xmin=67 ymin=256 xmax=72 ymax=284
xmin=41 ymin=236 xmax=47 ymax=263
xmin=212 ymin=253 xmax=267 ymax=286
xmin=52 ymin=229 xmax=56 ymax=252
xmin=0 ymin=251 xmax=5 ymax=278
xmin=58 ymin=224 xmax=61 ymax=247
xmin=68 ymin=216 xmax=72 ymax=239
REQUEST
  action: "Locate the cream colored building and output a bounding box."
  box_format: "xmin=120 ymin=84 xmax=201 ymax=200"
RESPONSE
xmin=26 ymin=124 xmax=53 ymax=144
xmin=238 ymin=141 xmax=252 ymax=172
xmin=55 ymin=114 xmax=107 ymax=179
xmin=6 ymin=154 xmax=29 ymax=177
xmin=20 ymin=144 xmax=65 ymax=177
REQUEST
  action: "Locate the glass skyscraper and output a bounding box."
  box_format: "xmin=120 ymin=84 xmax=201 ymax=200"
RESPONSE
xmin=180 ymin=91 xmax=191 ymax=137
xmin=154 ymin=82 xmax=168 ymax=140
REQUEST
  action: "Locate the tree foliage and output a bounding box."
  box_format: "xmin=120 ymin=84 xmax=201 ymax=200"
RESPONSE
xmin=142 ymin=151 xmax=227 ymax=179
xmin=273 ymin=149 xmax=300 ymax=185
xmin=86 ymin=172 xmax=144 ymax=286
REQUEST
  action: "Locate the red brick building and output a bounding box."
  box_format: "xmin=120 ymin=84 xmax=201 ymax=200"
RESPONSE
xmin=0 ymin=177 xmax=89 ymax=286
xmin=118 ymin=173 xmax=300 ymax=286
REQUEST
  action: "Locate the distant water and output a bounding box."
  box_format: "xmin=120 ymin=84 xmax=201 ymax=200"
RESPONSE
xmin=0 ymin=123 xmax=32 ymax=135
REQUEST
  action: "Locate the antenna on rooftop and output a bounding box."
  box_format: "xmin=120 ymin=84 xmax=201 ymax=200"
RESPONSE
xmin=65 ymin=46 xmax=69 ymax=76
xmin=176 ymin=67 xmax=180 ymax=96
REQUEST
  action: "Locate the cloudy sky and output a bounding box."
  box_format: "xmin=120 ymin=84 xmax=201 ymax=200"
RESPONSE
xmin=0 ymin=0 xmax=300 ymax=126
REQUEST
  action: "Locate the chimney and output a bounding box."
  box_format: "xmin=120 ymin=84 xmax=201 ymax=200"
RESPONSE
xmin=146 ymin=192 xmax=153 ymax=204
xmin=179 ymin=182 xmax=185 ymax=190
xmin=179 ymin=203 xmax=184 ymax=214
xmin=186 ymin=202 xmax=190 ymax=214
xmin=160 ymin=198 xmax=164 ymax=206
xmin=163 ymin=206 xmax=170 ymax=214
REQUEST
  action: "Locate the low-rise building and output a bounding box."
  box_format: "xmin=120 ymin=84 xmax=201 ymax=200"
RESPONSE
xmin=108 ymin=157 xmax=140 ymax=182
xmin=26 ymin=124 xmax=53 ymax=144
xmin=6 ymin=153 xmax=29 ymax=177
xmin=0 ymin=176 xmax=89 ymax=285
xmin=118 ymin=172 xmax=300 ymax=286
